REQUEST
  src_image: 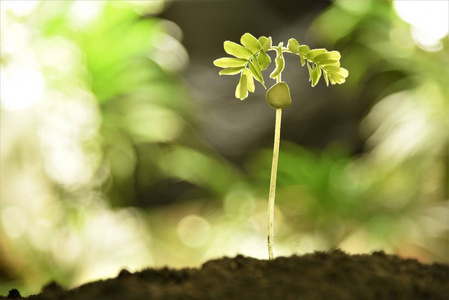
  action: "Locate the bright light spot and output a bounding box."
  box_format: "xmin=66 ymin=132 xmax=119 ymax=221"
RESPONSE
xmin=237 ymin=235 xmax=266 ymax=258
xmin=51 ymin=230 xmax=83 ymax=269
xmin=365 ymin=91 xmax=429 ymax=164
xmin=224 ymin=189 xmax=255 ymax=217
xmin=127 ymin=0 xmax=165 ymax=15
xmin=38 ymin=91 xmax=101 ymax=187
xmin=72 ymin=207 xmax=152 ymax=286
xmin=1 ymin=22 xmax=31 ymax=54
xmin=44 ymin=145 xmax=89 ymax=186
xmin=394 ymin=0 xmax=449 ymax=51
xmin=151 ymin=33 xmax=189 ymax=72
xmin=1 ymin=65 xmax=45 ymax=110
xmin=1 ymin=0 xmax=40 ymax=17
xmin=363 ymin=84 xmax=445 ymax=169
xmin=68 ymin=1 xmax=104 ymax=30
xmin=161 ymin=20 xmax=184 ymax=41
xmin=28 ymin=219 xmax=54 ymax=251
xmin=339 ymin=229 xmax=369 ymax=254
xmin=177 ymin=215 xmax=211 ymax=248
xmin=1 ymin=206 xmax=28 ymax=238
xmin=38 ymin=38 xmax=82 ymax=75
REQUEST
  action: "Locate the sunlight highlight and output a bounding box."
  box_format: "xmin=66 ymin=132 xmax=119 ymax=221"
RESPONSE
xmin=1 ymin=0 xmax=40 ymax=17
xmin=1 ymin=65 xmax=45 ymax=111
xmin=177 ymin=215 xmax=211 ymax=248
xmin=394 ymin=0 xmax=449 ymax=51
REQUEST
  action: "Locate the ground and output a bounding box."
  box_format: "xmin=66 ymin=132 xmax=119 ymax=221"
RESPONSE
xmin=2 ymin=250 xmax=448 ymax=300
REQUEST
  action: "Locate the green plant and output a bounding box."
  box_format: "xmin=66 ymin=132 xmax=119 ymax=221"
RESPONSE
xmin=214 ymin=33 xmax=348 ymax=259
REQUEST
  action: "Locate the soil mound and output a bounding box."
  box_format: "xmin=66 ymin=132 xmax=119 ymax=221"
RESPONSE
xmin=3 ymin=250 xmax=448 ymax=300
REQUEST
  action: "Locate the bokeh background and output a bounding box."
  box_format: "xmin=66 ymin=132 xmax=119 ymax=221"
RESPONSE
xmin=1 ymin=0 xmax=448 ymax=296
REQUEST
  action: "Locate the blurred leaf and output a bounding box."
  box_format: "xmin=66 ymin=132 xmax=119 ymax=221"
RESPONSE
xmin=240 ymin=33 xmax=262 ymax=54
xmin=159 ymin=145 xmax=243 ymax=196
xmin=311 ymin=4 xmax=362 ymax=43
xmin=219 ymin=67 xmax=244 ymax=75
xmin=224 ymin=41 xmax=253 ymax=59
xmin=213 ymin=57 xmax=248 ymax=68
xmin=79 ymin=12 xmax=163 ymax=102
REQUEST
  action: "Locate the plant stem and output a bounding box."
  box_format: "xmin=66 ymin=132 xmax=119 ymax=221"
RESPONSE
xmin=267 ymin=106 xmax=282 ymax=260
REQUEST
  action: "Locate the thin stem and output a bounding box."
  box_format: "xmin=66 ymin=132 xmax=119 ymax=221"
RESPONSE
xmin=267 ymin=106 xmax=282 ymax=260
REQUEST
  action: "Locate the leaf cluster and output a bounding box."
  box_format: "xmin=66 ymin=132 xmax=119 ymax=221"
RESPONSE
xmin=286 ymin=38 xmax=348 ymax=87
xmin=213 ymin=33 xmax=272 ymax=100
xmin=214 ymin=33 xmax=349 ymax=100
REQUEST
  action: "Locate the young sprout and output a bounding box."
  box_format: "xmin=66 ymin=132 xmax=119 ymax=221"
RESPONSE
xmin=214 ymin=33 xmax=348 ymax=259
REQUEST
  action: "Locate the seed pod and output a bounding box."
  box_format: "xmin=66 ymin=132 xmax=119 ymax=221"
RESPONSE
xmin=265 ymin=82 xmax=292 ymax=109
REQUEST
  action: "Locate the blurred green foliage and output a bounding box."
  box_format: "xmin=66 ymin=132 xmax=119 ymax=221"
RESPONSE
xmin=0 ymin=0 xmax=448 ymax=297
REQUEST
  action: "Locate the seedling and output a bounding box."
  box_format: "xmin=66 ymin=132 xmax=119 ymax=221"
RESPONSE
xmin=214 ymin=33 xmax=348 ymax=259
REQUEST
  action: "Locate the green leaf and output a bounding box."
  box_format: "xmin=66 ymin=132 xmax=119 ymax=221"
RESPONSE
xmin=299 ymin=55 xmax=306 ymax=66
xmin=224 ymin=41 xmax=253 ymax=59
xmin=243 ymin=69 xmax=255 ymax=93
xmin=266 ymin=82 xmax=292 ymax=109
xmin=258 ymin=36 xmax=268 ymax=47
xmin=270 ymin=43 xmax=285 ymax=79
xmin=270 ymin=55 xmax=284 ymax=79
xmin=241 ymin=33 xmax=262 ymax=54
xmin=287 ymin=38 xmax=300 ymax=54
xmin=314 ymin=50 xmax=341 ymax=63
xmin=329 ymin=73 xmax=346 ymax=84
xmin=219 ymin=67 xmax=244 ymax=75
xmin=338 ymin=67 xmax=349 ymax=78
xmin=249 ymin=59 xmax=265 ymax=87
xmin=307 ymin=48 xmax=327 ymax=62
xmin=235 ymin=72 xmax=249 ymax=100
xmin=258 ymin=51 xmax=271 ymax=70
xmin=298 ymin=45 xmax=310 ymax=66
xmin=213 ymin=57 xmax=248 ymax=68
xmin=324 ymin=66 xmax=349 ymax=77
xmin=307 ymin=63 xmax=313 ymax=82
xmin=323 ymin=72 xmax=329 ymax=87
xmin=262 ymin=36 xmax=272 ymax=52
xmin=298 ymin=45 xmax=310 ymax=56
xmin=311 ymin=66 xmax=322 ymax=87
xmin=320 ymin=59 xmax=340 ymax=67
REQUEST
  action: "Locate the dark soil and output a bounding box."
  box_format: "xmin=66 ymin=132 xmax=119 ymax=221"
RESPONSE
xmin=2 ymin=250 xmax=448 ymax=300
